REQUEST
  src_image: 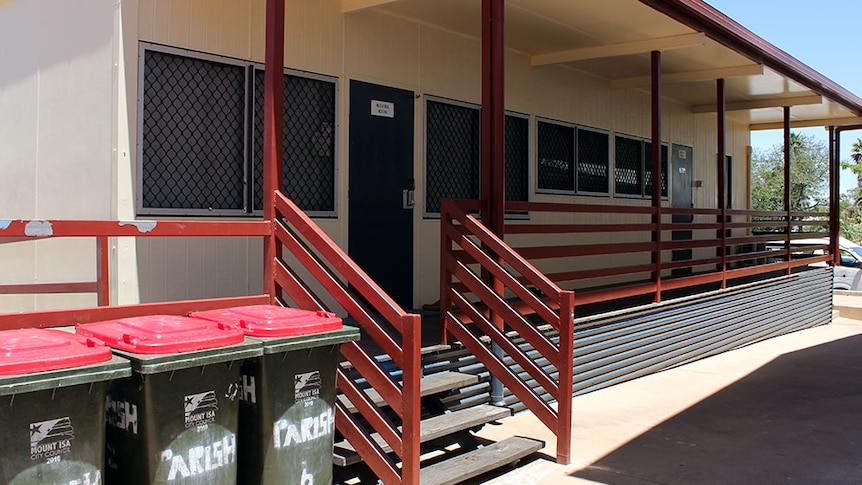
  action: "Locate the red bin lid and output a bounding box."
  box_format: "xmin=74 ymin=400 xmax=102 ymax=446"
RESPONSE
xmin=76 ymin=315 xmax=245 ymax=354
xmin=0 ymin=328 xmax=113 ymax=375
xmin=190 ymin=305 xmax=343 ymax=338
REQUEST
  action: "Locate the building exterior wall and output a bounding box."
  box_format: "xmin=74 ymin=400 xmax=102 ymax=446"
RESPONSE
xmin=0 ymin=0 xmax=118 ymax=311
xmin=1 ymin=0 xmax=754 ymax=311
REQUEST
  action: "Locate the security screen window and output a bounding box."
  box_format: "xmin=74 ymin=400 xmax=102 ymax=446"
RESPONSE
xmin=536 ymin=120 xmax=575 ymax=194
xmin=139 ymin=45 xmax=337 ymax=217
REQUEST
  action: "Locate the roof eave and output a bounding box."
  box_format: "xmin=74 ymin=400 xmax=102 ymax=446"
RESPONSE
xmin=639 ymin=0 xmax=862 ymax=119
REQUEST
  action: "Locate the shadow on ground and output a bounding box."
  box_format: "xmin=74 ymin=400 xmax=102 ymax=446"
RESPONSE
xmin=571 ymin=334 xmax=862 ymax=484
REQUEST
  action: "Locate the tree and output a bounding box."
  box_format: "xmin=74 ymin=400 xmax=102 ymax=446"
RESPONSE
xmin=840 ymin=138 xmax=862 ymax=241
xmin=750 ymin=132 xmax=828 ymax=212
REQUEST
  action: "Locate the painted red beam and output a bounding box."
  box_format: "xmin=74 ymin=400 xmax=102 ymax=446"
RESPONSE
xmin=0 ymin=282 xmax=99 ymax=295
xmin=0 ymin=219 xmax=271 ymax=238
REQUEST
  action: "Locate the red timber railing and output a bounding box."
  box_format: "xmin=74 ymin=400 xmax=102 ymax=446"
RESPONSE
xmin=0 ymin=219 xmax=271 ymax=329
xmin=440 ymin=199 xmax=575 ymax=465
xmin=497 ymin=202 xmax=832 ymax=306
xmin=440 ymin=199 xmax=832 ymax=464
xmin=273 ymin=192 xmax=421 ymax=485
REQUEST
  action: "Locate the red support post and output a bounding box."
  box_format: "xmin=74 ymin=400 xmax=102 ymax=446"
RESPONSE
xmin=481 ymin=0 xmax=506 ymax=239
xmin=481 ymin=0 xmax=507 ymax=406
xmin=650 ymin=50 xmax=662 ymax=302
xmin=784 ymin=106 xmax=792 ymax=275
xmin=716 ymin=78 xmax=727 ymax=288
xmin=829 ymin=126 xmax=840 ymax=265
xmin=263 ymin=0 xmax=285 ymax=302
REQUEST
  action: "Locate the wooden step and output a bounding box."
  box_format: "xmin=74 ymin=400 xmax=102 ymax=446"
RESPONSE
xmin=333 ymin=404 xmax=512 ymax=466
xmin=419 ymin=436 xmax=545 ymax=485
xmin=337 ymin=371 xmax=479 ymax=414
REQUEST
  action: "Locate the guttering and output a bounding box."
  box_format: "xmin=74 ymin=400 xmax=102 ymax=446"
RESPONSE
xmin=638 ymin=0 xmax=862 ymax=118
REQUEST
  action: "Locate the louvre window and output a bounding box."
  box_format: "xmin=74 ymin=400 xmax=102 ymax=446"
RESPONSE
xmin=614 ymin=134 xmax=668 ymax=198
xmin=138 ymin=45 xmax=337 ymax=216
xmin=537 ymin=119 xmax=609 ymax=195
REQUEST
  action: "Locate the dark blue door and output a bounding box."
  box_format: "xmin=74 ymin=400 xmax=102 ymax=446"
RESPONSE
xmin=348 ymin=80 xmax=415 ymax=309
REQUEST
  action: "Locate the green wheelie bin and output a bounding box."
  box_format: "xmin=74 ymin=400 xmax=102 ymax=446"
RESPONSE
xmin=0 ymin=328 xmax=131 ymax=485
xmin=76 ymin=315 xmax=261 ymax=485
xmin=190 ymin=305 xmax=359 ymax=485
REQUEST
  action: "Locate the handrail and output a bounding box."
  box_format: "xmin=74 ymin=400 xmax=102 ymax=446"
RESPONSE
xmin=274 ymin=191 xmax=421 ymax=485
xmin=0 ymin=220 xmax=270 ymax=305
xmin=441 ymin=199 xmax=574 ymax=464
xmin=441 ymin=198 xmax=832 ymax=467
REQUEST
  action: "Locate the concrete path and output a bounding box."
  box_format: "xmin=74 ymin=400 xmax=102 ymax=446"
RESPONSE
xmin=474 ymin=312 xmax=862 ymax=484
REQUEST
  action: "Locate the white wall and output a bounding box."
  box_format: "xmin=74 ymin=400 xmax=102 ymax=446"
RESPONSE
xmin=0 ymin=0 xmax=117 ymax=312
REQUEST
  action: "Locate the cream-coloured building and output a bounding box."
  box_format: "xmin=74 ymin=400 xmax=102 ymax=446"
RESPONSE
xmin=1 ymin=0 xmax=860 ymax=312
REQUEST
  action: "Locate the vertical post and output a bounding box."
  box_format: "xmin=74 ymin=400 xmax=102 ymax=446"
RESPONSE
xmin=400 ymin=313 xmax=422 ymax=485
xmin=555 ymin=291 xmax=575 ymax=465
xmin=97 ymin=236 xmax=110 ymax=306
xmin=831 ymin=127 xmax=840 ymax=265
xmin=650 ymin=50 xmax=662 ymax=303
xmin=263 ymin=0 xmax=285 ymax=302
xmin=784 ymin=107 xmax=792 ymax=275
xmin=481 ymin=0 xmax=507 ymax=406
xmin=716 ymin=78 xmax=727 ymax=288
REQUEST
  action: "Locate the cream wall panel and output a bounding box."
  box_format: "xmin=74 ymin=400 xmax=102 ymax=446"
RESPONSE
xmin=139 ymin=0 xmax=255 ymax=59
xmin=419 ymin=26 xmax=480 ymax=102
xmin=344 ymin=11 xmax=420 ymax=88
xmin=283 ymin=0 xmax=343 ymax=75
xmin=137 ymin=236 xmax=263 ymax=303
xmin=0 ymin=0 xmax=117 ymax=314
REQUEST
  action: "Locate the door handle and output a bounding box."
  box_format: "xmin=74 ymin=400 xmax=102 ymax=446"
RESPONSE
xmin=402 ymin=189 xmax=415 ymax=209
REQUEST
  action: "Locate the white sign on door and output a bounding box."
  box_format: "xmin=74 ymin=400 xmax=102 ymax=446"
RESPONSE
xmin=371 ymin=100 xmax=395 ymax=118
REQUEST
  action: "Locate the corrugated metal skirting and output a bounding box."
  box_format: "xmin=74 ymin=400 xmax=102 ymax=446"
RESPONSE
xmin=427 ymin=269 xmax=834 ymax=412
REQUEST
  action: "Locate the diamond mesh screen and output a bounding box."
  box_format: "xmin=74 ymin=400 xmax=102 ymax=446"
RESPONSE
xmin=141 ymin=50 xmax=246 ymax=212
xmin=425 ymin=100 xmax=481 ymax=214
xmin=252 ymin=70 xmax=336 ymax=214
xmin=645 ymin=142 xmax=669 ymax=197
xmin=577 ymin=128 xmax=609 ymax=194
xmin=614 ymin=136 xmax=642 ymax=196
xmin=505 ymin=115 xmax=529 ymax=202
xmin=537 ymin=121 xmax=575 ymax=193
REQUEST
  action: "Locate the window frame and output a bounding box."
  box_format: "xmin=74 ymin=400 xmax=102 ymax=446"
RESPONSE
xmin=136 ymin=42 xmax=339 ymax=218
xmin=535 ymin=118 xmax=611 ymax=197
xmin=422 ymin=95 xmax=483 ymax=219
xmin=612 ymin=132 xmax=670 ymax=200
xmin=535 ymin=117 xmax=577 ymax=196
xmin=575 ymin=125 xmax=611 ymax=196
xmin=249 ymin=63 xmax=340 ymax=218
xmin=503 ymin=110 xmax=532 ymax=220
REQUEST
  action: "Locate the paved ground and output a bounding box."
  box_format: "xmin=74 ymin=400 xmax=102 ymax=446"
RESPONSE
xmin=474 ymin=311 xmax=862 ymax=484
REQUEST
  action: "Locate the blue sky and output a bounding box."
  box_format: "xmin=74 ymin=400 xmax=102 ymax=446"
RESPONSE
xmin=706 ymin=0 xmax=862 ymax=192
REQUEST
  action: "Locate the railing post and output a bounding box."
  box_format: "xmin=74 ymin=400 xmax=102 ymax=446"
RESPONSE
xmin=717 ymin=78 xmax=727 ymax=288
xmin=400 ymin=313 xmax=422 ymax=485
xmin=556 ymin=290 xmax=575 ymax=465
xmin=97 ymin=236 xmax=110 ymax=306
xmin=650 ymin=50 xmax=662 ymax=303
xmin=440 ymin=202 xmax=451 ymax=345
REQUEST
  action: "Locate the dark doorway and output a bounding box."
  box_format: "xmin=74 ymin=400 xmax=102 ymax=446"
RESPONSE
xmin=348 ymin=80 xmax=415 ymax=309
xmin=671 ymin=144 xmax=693 ymax=275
